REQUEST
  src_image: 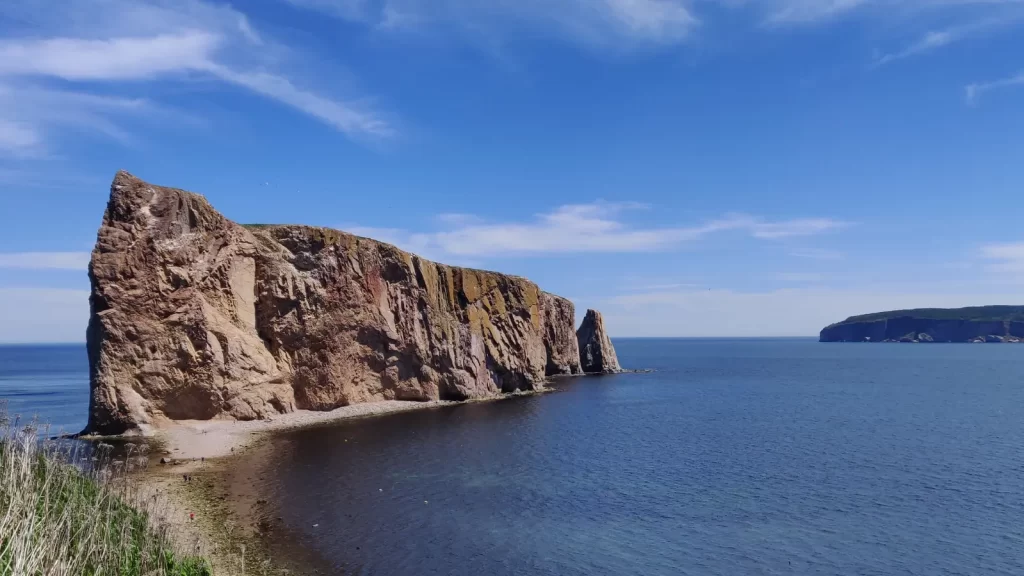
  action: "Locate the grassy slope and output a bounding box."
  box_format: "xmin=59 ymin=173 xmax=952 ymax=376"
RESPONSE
xmin=0 ymin=410 xmax=212 ymax=576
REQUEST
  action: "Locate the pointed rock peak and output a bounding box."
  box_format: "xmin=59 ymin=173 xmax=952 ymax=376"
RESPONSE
xmin=112 ymin=169 xmax=137 ymax=185
xmin=577 ymin=309 xmax=621 ymax=374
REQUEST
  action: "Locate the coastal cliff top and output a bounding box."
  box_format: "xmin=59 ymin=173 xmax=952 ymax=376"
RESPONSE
xmin=108 ymin=170 xmax=532 ymax=285
xmin=833 ymin=305 xmax=1024 ymax=325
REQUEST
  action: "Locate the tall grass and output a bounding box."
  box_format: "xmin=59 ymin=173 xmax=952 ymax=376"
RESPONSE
xmin=0 ymin=402 xmax=212 ymax=576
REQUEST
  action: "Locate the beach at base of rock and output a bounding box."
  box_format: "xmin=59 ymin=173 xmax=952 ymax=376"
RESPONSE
xmin=157 ymin=399 xmax=460 ymax=460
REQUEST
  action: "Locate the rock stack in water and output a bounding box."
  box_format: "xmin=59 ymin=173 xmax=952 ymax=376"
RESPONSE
xmin=86 ymin=172 xmax=620 ymax=435
xmin=576 ymin=309 xmax=621 ymax=374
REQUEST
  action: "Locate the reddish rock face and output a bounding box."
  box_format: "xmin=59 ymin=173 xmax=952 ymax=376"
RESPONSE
xmin=87 ymin=171 xmax=593 ymax=435
xmin=576 ymin=309 xmax=621 ymax=374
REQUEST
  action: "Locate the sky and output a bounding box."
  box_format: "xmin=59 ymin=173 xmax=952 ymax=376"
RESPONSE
xmin=1 ymin=0 xmax=1024 ymax=342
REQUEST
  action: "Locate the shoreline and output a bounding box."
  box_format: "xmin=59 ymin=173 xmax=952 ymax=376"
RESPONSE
xmin=157 ymin=398 xmax=461 ymax=460
xmin=132 ymin=389 xmax=559 ymax=574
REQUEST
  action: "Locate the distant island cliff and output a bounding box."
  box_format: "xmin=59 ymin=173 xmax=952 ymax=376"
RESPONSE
xmin=86 ymin=172 xmax=620 ymax=435
xmin=819 ymin=306 xmax=1024 ymax=343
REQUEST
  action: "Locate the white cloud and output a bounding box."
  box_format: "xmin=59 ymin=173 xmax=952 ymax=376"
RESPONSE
xmin=747 ymin=217 xmax=849 ymax=238
xmin=0 ymin=83 xmax=176 ymax=155
xmin=594 ymin=287 xmax=1024 ymax=337
xmin=0 ymin=32 xmax=220 ymax=80
xmin=204 ymin=65 xmax=394 ymax=138
xmin=0 ymin=288 xmax=89 ymax=343
xmin=875 ymin=29 xmax=955 ymax=65
xmin=348 ymin=203 xmax=849 ymax=257
xmin=0 ymin=120 xmax=43 ymax=155
xmin=603 ymin=0 xmax=698 ymax=41
xmin=980 ymin=242 xmax=1024 ymax=273
xmin=0 ymin=252 xmax=91 ymax=270
xmin=0 ymin=0 xmax=392 ymax=154
xmin=966 ymin=71 xmax=1024 ymax=104
xmin=347 ymin=226 xmax=433 ymax=253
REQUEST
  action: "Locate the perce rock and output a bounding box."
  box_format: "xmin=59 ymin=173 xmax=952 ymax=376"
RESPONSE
xmin=576 ymin=309 xmax=621 ymax=374
xmin=86 ymin=172 xmax=620 ymax=435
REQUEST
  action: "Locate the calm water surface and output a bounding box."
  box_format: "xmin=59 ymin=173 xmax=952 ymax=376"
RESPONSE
xmin=0 ymin=344 xmax=88 ymax=433
xmin=245 ymin=339 xmax=1024 ymax=575
xmin=5 ymin=339 xmax=1024 ymax=575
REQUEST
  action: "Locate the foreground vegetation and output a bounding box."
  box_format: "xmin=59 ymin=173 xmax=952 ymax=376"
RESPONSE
xmin=0 ymin=403 xmax=212 ymax=576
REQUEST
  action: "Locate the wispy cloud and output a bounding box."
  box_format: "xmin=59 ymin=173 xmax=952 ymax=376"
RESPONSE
xmin=0 ymin=0 xmax=393 ymax=155
xmin=0 ymin=119 xmax=42 ymax=155
xmin=283 ymin=0 xmax=699 ymax=45
xmin=777 ymin=272 xmax=824 ymax=282
xmin=966 ymin=71 xmax=1024 ymax=104
xmin=0 ymin=83 xmax=176 ymax=156
xmin=602 ymin=0 xmax=698 ymax=41
xmin=625 ymin=282 xmax=700 ymax=291
xmin=0 ymin=252 xmax=90 ymax=270
xmin=747 ymin=217 xmax=849 ymax=239
xmin=875 ymin=29 xmax=956 ymax=66
xmin=348 ymin=202 xmax=849 ymax=257
xmin=790 ymin=248 xmax=842 ymax=260
xmin=0 ymin=288 xmax=89 ymax=343
xmin=0 ymin=32 xmax=220 ymax=80
xmin=282 ymin=0 xmax=1024 ymax=66
xmin=764 ymin=0 xmax=869 ymax=26
xmin=597 ymin=287 xmax=1024 ymax=337
xmin=874 ymin=14 xmax=1021 ymax=67
xmin=980 ymin=242 xmax=1024 ymax=273
xmin=204 ymin=65 xmax=394 ymax=138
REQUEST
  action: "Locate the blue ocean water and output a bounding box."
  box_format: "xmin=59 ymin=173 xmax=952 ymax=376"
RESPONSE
xmin=0 ymin=345 xmax=89 ymax=434
xmin=244 ymin=339 xmax=1024 ymax=575
xmin=5 ymin=339 xmax=1024 ymax=575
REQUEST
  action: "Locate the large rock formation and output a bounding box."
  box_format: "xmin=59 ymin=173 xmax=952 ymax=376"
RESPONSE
xmin=86 ymin=172 xmax=620 ymax=435
xmin=576 ymin=309 xmax=621 ymax=374
xmin=820 ymin=306 xmax=1024 ymax=343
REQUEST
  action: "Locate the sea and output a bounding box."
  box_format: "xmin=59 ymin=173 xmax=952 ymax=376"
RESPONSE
xmin=4 ymin=339 xmax=1024 ymax=575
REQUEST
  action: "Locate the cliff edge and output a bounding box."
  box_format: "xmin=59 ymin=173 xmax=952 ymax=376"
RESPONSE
xmin=86 ymin=172 xmax=617 ymax=435
xmin=819 ymin=306 xmax=1024 ymax=343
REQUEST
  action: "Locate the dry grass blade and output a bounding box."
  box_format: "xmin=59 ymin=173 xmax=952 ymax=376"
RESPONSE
xmin=0 ymin=400 xmax=212 ymax=576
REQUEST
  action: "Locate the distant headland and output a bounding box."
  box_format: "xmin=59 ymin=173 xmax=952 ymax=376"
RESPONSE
xmin=819 ymin=305 xmax=1024 ymax=343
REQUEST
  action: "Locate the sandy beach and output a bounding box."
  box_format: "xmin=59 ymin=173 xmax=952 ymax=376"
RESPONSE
xmin=157 ymin=399 xmax=459 ymax=460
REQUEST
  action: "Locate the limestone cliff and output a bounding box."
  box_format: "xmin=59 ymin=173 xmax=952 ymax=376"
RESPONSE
xmin=576 ymin=309 xmax=621 ymax=374
xmin=86 ymin=172 xmax=611 ymax=435
xmin=819 ymin=306 xmax=1024 ymax=343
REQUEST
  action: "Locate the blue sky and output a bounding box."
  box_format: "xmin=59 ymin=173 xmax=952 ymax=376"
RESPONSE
xmin=1 ymin=0 xmax=1024 ymax=342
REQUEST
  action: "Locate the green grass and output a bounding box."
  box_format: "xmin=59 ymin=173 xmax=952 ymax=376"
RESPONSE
xmin=0 ymin=403 xmax=211 ymax=576
xmin=839 ymin=305 xmax=1024 ymax=324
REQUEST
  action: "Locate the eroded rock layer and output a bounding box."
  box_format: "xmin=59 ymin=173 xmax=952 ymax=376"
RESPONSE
xmin=577 ymin=309 xmax=621 ymax=374
xmin=86 ymin=172 xmax=591 ymax=434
